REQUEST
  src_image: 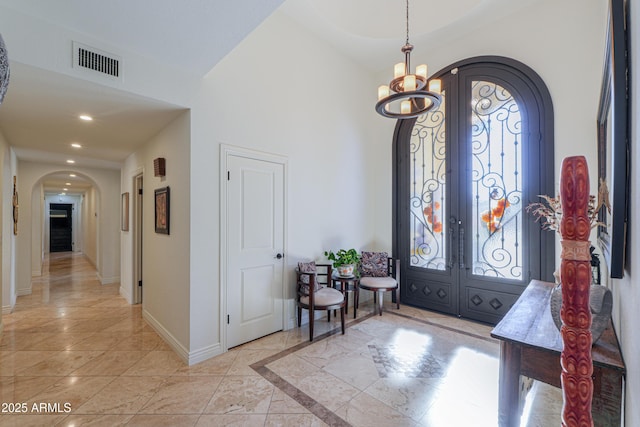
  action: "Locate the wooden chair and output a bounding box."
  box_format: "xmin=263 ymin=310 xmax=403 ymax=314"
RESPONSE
xmin=296 ymin=262 xmax=345 ymax=341
xmin=358 ymin=252 xmax=400 ymax=316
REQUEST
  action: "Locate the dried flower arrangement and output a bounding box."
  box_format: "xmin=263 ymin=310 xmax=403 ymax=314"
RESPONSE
xmin=526 ymin=178 xmax=611 ymax=233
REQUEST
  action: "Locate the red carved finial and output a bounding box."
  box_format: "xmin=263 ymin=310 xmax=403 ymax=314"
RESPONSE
xmin=559 ymin=156 xmax=593 ymax=427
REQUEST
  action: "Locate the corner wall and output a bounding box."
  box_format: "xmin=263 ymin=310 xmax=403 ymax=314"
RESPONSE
xmin=0 ymin=131 xmax=16 ymax=315
xmin=121 ymin=111 xmax=191 ymax=360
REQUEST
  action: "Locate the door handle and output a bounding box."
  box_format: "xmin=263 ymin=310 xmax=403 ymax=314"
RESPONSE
xmin=275 ymin=253 xmax=284 ymax=259
xmin=458 ymin=221 xmax=465 ymax=269
xmin=448 ymin=216 xmax=456 ymax=269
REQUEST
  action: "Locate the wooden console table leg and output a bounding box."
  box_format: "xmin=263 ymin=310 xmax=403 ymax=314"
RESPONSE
xmin=498 ymin=341 xmax=522 ymax=427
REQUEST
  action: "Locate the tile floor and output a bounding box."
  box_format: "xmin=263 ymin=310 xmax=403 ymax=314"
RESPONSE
xmin=0 ymin=252 xmax=562 ymax=426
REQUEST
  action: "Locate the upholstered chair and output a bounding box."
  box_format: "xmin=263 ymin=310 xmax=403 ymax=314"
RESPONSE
xmin=296 ymin=261 xmax=346 ymax=341
xmin=358 ymin=252 xmax=400 ymax=315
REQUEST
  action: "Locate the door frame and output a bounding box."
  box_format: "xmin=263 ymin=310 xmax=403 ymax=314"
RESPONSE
xmin=133 ymin=173 xmax=144 ymax=304
xmin=219 ymin=144 xmax=288 ymax=351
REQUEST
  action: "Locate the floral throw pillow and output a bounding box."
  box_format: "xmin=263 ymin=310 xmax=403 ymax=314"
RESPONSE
xmin=360 ymin=251 xmax=389 ymax=277
xmin=298 ymin=261 xmax=319 ymax=294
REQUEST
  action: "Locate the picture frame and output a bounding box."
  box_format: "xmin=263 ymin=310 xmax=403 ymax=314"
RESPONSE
xmin=12 ymin=175 xmax=18 ymax=235
xmin=154 ymin=186 xmax=170 ymax=235
xmin=121 ymin=192 xmax=129 ymax=231
xmin=597 ymin=0 xmax=628 ymax=279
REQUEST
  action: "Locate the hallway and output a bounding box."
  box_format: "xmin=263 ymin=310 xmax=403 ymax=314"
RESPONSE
xmin=0 ymin=253 xmax=561 ymax=426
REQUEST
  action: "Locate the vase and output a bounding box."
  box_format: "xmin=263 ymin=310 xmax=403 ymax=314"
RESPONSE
xmin=550 ymin=283 xmax=612 ymax=344
xmin=336 ymin=264 xmax=355 ymax=277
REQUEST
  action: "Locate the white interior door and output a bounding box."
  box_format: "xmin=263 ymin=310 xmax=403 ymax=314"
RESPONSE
xmin=226 ymin=153 xmax=285 ymax=348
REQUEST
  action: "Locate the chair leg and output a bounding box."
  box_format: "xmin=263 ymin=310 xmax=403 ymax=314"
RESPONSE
xmin=340 ymin=304 xmax=345 ymax=335
xmin=345 ymin=292 xmax=349 ymax=315
xmin=354 ymin=287 xmax=359 ymax=319
xmin=297 ymin=306 xmax=302 ymax=327
xmin=378 ymin=290 xmax=384 ymax=316
xmin=309 ymin=311 xmax=314 ymax=342
xmin=327 ymin=310 xmax=331 ymax=322
xmin=395 ymin=288 xmax=400 ymax=309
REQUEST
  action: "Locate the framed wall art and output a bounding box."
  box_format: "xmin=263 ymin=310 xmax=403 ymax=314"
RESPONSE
xmin=597 ymin=0 xmax=629 ymax=278
xmin=121 ymin=192 xmax=129 ymax=231
xmin=154 ymin=186 xmax=170 ymax=235
xmin=12 ymin=176 xmax=18 ymax=235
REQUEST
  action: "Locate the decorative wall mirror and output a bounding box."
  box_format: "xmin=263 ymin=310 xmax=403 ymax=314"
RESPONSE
xmin=596 ymin=0 xmax=629 ymax=279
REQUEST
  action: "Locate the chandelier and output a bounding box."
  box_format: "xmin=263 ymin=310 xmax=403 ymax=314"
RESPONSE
xmin=375 ymin=0 xmax=442 ymax=119
xmin=0 ymin=34 xmax=9 ymax=106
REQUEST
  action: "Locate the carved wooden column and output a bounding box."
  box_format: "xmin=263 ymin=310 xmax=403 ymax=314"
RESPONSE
xmin=559 ymin=156 xmax=593 ymax=427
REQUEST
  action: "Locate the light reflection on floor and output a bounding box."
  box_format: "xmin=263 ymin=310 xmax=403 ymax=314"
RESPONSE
xmin=422 ymin=348 xmax=499 ymax=426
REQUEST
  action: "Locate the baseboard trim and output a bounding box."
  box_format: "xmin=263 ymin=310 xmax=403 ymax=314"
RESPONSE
xmin=16 ymin=288 xmax=31 ymax=296
xmin=142 ymin=309 xmax=223 ymax=366
xmin=119 ymin=285 xmax=132 ymax=304
xmin=98 ymin=274 xmax=120 ymax=285
xmin=2 ymin=304 xmax=13 ymax=315
xmin=188 ymin=343 xmax=223 ymax=366
xmin=142 ymin=309 xmax=190 ymax=364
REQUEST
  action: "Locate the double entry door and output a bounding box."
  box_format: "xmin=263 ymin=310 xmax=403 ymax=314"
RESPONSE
xmin=396 ymin=59 xmax=555 ymax=324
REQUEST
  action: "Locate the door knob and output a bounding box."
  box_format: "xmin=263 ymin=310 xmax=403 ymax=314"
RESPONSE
xmin=275 ymin=253 xmax=284 ymax=259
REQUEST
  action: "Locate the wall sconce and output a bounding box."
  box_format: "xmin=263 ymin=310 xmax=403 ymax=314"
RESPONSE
xmin=154 ymin=157 xmax=166 ymax=177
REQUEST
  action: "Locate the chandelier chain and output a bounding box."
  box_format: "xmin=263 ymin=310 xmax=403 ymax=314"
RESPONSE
xmin=405 ymin=0 xmax=410 ymax=45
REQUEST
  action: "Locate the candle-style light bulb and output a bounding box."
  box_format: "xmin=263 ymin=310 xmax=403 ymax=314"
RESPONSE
xmin=401 ymin=100 xmax=411 ymax=114
xmin=416 ymin=64 xmax=427 ymax=79
xmin=378 ymin=85 xmax=390 ymax=100
xmin=394 ymin=62 xmax=406 ymax=78
xmin=404 ymin=75 xmax=416 ymax=91
xmin=429 ymin=79 xmax=442 ymax=94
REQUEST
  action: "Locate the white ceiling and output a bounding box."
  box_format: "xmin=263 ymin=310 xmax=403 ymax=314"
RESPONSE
xmin=0 ymin=0 xmax=537 ymax=193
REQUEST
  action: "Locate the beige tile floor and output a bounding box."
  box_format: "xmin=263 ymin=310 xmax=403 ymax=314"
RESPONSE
xmin=0 ymin=252 xmax=562 ymax=426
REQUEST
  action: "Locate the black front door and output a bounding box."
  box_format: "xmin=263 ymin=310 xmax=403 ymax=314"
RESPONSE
xmin=394 ymin=58 xmax=555 ymax=324
xmin=50 ymin=203 xmax=73 ymax=252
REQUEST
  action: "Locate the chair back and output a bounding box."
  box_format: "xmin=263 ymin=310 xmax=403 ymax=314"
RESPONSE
xmin=296 ymin=262 xmax=332 ymax=295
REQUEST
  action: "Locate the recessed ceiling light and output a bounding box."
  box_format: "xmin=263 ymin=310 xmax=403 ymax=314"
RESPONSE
xmin=66 ymin=160 xmax=75 ymax=164
xmin=65 ymin=182 xmax=71 ymax=186
xmin=69 ymin=174 xmax=76 ymax=177
xmin=63 ymin=188 xmax=68 ymax=191
xmin=79 ymin=115 xmax=93 ymax=121
xmin=71 ymin=143 xmax=82 ymax=148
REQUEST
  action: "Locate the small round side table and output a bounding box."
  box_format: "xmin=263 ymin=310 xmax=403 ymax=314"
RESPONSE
xmin=331 ymin=272 xmax=360 ymax=319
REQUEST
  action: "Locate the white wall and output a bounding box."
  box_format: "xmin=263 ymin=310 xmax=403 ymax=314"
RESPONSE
xmin=0 ymin=5 xmax=197 ymax=108
xmin=0 ymin=131 xmax=16 ymax=315
xmin=189 ymin=10 xmax=384 ymax=354
xmin=82 ymin=186 xmax=98 ymax=267
xmin=16 ymin=162 xmax=120 ymax=294
xmin=121 ymin=111 xmax=191 ymax=360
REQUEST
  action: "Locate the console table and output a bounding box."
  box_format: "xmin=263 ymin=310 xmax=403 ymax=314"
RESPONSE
xmin=491 ymin=280 xmax=625 ymax=427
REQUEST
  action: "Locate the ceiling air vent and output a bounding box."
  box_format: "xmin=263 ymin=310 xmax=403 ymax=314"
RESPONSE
xmin=72 ymin=41 xmax=122 ymax=81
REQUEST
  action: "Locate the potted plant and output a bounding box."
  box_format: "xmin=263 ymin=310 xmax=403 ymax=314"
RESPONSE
xmin=324 ymin=248 xmax=361 ymax=277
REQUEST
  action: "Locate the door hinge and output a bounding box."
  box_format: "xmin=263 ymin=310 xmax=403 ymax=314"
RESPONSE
xmin=227 ymin=315 xmax=230 ymax=324
xmin=227 ymin=171 xmax=230 ymax=181
xmin=138 ymin=280 xmax=142 ymax=287
xmin=138 ymin=188 xmax=143 ymax=195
